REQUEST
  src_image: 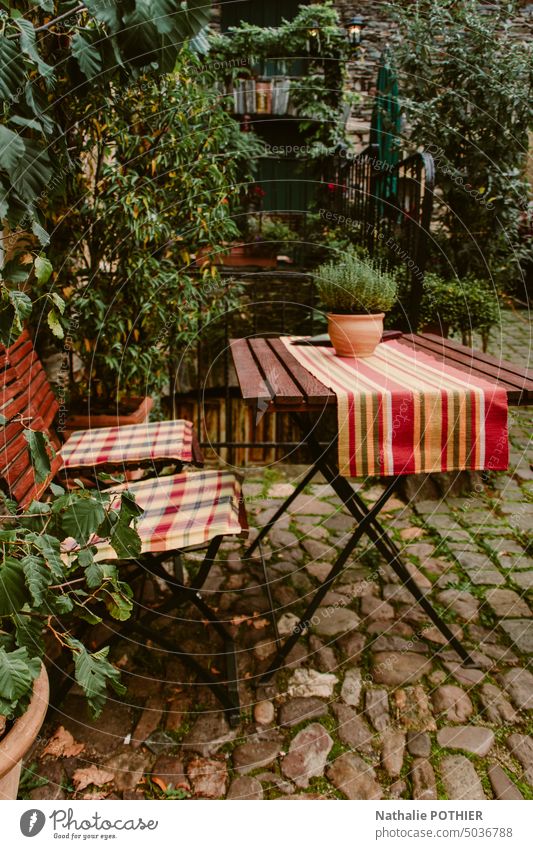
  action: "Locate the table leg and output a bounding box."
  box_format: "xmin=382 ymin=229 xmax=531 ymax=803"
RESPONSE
xmin=296 ymin=415 xmax=476 ymax=667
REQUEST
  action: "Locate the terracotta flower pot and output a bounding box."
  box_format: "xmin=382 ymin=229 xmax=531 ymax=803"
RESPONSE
xmin=0 ymin=665 xmax=49 ymax=800
xmin=195 ymin=243 xmax=276 ymax=269
xmin=327 ymin=313 xmax=385 ymax=358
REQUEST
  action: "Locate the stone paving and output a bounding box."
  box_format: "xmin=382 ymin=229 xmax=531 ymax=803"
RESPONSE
xmin=23 ymin=312 xmax=532 ymax=801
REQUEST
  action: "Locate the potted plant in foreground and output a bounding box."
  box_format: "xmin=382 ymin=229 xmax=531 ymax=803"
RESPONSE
xmin=315 ymin=252 xmax=398 ymax=357
xmin=0 ymin=430 xmax=140 ymax=798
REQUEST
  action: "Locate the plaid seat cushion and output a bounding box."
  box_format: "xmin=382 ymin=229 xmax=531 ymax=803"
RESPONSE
xmin=94 ymin=469 xmax=244 ymax=559
xmin=59 ymin=420 xmax=194 ymax=469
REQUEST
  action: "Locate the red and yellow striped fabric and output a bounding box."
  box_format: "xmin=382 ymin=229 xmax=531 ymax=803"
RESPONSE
xmin=283 ymin=339 xmax=509 ymax=478
xmin=60 ymin=420 xmax=194 ymax=469
xmin=93 ymin=469 xmax=244 ymax=560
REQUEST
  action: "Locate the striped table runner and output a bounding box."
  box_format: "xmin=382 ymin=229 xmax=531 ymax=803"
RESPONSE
xmin=282 ymin=338 xmax=509 ymax=478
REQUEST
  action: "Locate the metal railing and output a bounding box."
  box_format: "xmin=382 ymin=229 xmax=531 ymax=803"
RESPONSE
xmin=327 ymin=143 xmax=435 ymax=329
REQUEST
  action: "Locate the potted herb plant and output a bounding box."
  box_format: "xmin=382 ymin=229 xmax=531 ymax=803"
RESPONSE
xmin=0 ymin=429 xmax=140 ymax=798
xmin=315 ymin=252 xmax=398 ymax=357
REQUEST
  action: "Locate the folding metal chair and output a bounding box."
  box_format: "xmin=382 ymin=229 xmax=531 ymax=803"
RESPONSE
xmin=0 ymin=369 xmax=247 ymax=725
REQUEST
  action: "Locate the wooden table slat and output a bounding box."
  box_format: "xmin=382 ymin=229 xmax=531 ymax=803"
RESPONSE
xmin=267 ymin=338 xmax=334 ymax=405
xmin=418 ymin=332 xmax=533 ymax=381
xmin=229 ymin=339 xmax=272 ymax=403
xmin=400 ymin=336 xmax=533 ymax=398
xmin=248 ymin=338 xmax=304 ymax=405
xmin=405 ymin=334 xmax=533 ymax=391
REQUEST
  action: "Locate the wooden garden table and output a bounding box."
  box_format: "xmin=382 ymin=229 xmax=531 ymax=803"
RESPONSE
xmin=230 ymin=333 xmax=533 ymax=680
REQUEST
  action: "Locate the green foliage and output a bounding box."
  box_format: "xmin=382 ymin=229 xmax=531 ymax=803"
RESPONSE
xmin=0 ymin=647 xmax=41 ymax=718
xmin=0 ymin=427 xmax=142 ymax=720
xmin=315 ymin=252 xmax=399 ymax=314
xmin=419 ymin=273 xmax=501 ymax=347
xmin=36 ymin=49 xmax=256 ymax=404
xmin=247 ymin=216 xmax=299 ymax=258
xmin=0 ymin=0 xmax=210 ymax=341
xmin=66 ymin=638 xmax=126 ymax=718
xmin=392 ymin=0 xmax=532 ymax=290
xmin=209 ymin=3 xmax=355 ymax=152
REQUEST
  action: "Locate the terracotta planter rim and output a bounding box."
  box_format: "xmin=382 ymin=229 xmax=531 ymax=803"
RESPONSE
xmin=326 ymin=312 xmax=385 ymax=320
xmin=0 ymin=665 xmax=49 ymax=782
xmin=65 ymin=395 xmax=153 ymax=432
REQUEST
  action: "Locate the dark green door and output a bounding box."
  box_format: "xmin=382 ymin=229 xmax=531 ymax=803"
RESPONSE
xmin=221 ymin=0 xmax=307 ymax=30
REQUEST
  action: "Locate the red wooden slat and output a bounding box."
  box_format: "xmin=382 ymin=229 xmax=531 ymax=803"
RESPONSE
xmin=7 ymin=341 xmax=35 ymax=369
xmin=248 ymin=338 xmax=304 ymax=405
xmin=405 ymin=334 xmax=533 ymax=391
xmin=418 ymin=333 xmax=533 ymax=381
xmin=229 ymin=338 xmax=272 ymax=404
xmin=268 ymin=338 xmax=334 ymax=405
xmin=399 ymin=336 xmax=531 ymax=404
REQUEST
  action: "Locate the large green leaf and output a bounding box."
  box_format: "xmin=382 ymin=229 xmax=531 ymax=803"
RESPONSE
xmin=108 ymin=492 xmax=143 ymax=559
xmin=104 ymin=582 xmax=133 ymax=621
xmin=67 ymin=639 xmax=125 ymax=718
xmin=32 ymin=219 xmax=50 ymax=247
xmin=0 ymin=557 xmax=28 ymax=615
xmin=84 ymin=0 xmax=120 ymax=31
xmin=34 ymin=255 xmax=53 ymax=284
xmin=13 ymin=613 xmax=44 ymax=658
xmin=11 ymin=138 xmax=52 ymax=203
xmin=24 ymin=83 xmax=55 ymax=134
xmin=24 ymin=429 xmax=52 ymax=484
xmin=62 ymin=498 xmax=106 ymax=544
xmin=0 ymin=647 xmax=41 ymax=717
xmin=26 ymin=533 xmax=64 ymax=581
xmin=15 ymin=18 xmax=55 ymax=81
xmin=47 ymin=309 xmax=64 ymax=339
xmin=9 ymin=115 xmax=44 ymax=133
xmin=71 ymin=32 xmax=103 ymax=80
xmin=22 ymin=554 xmax=52 ymax=606
xmin=0 ymin=126 xmax=25 ymax=174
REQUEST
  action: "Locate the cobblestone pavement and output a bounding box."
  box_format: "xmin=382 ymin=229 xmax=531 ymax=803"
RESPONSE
xmin=24 ymin=312 xmax=532 ymax=801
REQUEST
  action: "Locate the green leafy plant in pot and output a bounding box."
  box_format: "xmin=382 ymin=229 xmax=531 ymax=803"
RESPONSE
xmin=315 ymin=253 xmax=398 ymax=357
xmin=0 ymin=427 xmax=141 ymax=798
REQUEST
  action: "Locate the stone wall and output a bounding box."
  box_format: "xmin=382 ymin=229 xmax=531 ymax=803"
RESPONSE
xmin=211 ymin=2 xmax=532 ymax=152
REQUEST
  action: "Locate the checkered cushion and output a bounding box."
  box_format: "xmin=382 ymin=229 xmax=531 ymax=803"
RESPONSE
xmin=59 ymin=420 xmax=194 ymax=469
xmin=94 ymin=469 xmax=244 ymax=560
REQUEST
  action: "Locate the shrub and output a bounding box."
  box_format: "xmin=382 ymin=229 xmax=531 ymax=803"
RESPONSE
xmin=419 ymin=273 xmax=500 ymax=348
xmin=37 ymin=50 xmax=260 ymax=406
xmin=315 ymin=252 xmax=398 ymax=314
xmin=0 ymin=431 xmax=141 ymax=720
xmin=392 ymin=0 xmax=532 ymax=292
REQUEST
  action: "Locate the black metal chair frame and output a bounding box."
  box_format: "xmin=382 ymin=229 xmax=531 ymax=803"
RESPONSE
xmin=52 ymin=535 xmax=242 ymax=727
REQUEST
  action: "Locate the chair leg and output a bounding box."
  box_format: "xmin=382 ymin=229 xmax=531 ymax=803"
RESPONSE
xmin=132 ymin=621 xmax=240 ymax=727
xmin=51 ymin=540 xmax=242 ymax=725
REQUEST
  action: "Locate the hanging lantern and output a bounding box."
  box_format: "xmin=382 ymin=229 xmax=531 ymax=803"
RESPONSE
xmin=348 ymin=16 xmax=366 ymax=55
xmin=307 ymin=20 xmax=320 ymax=56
